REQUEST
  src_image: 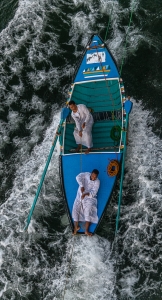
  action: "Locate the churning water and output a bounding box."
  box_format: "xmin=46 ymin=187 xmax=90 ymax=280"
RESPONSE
xmin=0 ymin=0 xmax=162 ymax=299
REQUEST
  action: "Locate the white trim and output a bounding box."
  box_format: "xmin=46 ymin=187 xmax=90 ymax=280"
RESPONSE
xmin=74 ymin=77 xmax=119 ymax=85
xmin=62 ymin=121 xmax=66 ymax=155
xmin=84 ymin=75 xmax=108 ymax=78
xmin=62 ymin=151 xmax=121 ymax=156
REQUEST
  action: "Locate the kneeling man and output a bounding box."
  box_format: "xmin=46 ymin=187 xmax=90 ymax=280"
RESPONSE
xmin=68 ymin=100 xmax=94 ymax=154
xmin=72 ymin=169 xmax=100 ymax=236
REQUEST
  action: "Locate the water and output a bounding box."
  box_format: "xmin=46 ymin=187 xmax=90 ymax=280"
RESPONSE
xmin=0 ymin=0 xmax=162 ymax=299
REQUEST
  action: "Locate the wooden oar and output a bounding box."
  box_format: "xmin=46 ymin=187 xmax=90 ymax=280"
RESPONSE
xmin=24 ymin=107 xmax=70 ymax=231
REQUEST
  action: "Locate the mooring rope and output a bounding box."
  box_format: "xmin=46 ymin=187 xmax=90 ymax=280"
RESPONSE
xmin=62 ymin=236 xmax=75 ymax=300
xmin=95 ymin=46 xmax=122 ymax=133
xmin=109 ymin=233 xmax=120 ymax=298
xmin=104 ymin=6 xmax=113 ymax=41
xmin=119 ymin=1 xmax=136 ymax=75
xmin=62 ymin=135 xmax=84 ymax=299
xmin=102 ymin=5 xmax=135 ymax=297
xmin=80 ymin=136 xmax=82 ymax=173
xmin=104 ymin=0 xmax=136 ymax=76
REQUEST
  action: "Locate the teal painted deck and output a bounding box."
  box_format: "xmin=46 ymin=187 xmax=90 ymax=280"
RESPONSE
xmin=64 ymin=120 xmax=122 ymax=154
xmin=71 ymin=80 xmax=121 ymax=112
xmin=64 ymin=79 xmax=122 ymax=154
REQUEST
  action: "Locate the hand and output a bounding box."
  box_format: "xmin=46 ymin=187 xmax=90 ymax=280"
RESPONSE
xmin=81 ymin=194 xmax=85 ymax=200
xmin=79 ymin=131 xmax=82 ymax=137
xmin=82 ymin=122 xmax=85 ymax=129
xmin=81 ymin=187 xmax=85 ymax=193
xmin=81 ymin=192 xmax=89 ymax=199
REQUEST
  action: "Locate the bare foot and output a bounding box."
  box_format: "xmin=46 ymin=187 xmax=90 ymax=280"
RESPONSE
xmin=75 ymin=145 xmax=81 ymax=153
xmin=73 ymin=227 xmax=80 ymax=235
xmin=85 ymin=148 xmax=91 ymax=154
xmin=85 ymin=231 xmax=93 ymax=236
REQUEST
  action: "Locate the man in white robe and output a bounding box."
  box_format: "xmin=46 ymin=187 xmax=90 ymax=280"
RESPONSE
xmin=72 ymin=169 xmax=100 ymax=236
xmin=68 ymin=100 xmax=94 ymax=154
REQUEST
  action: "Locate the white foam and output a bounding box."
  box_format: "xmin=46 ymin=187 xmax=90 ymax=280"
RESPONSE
xmin=119 ymin=99 xmax=162 ymax=298
xmin=0 ymin=248 xmax=4 ymax=268
xmin=63 ymin=236 xmax=116 ymax=300
xmin=0 ymin=0 xmax=160 ymax=299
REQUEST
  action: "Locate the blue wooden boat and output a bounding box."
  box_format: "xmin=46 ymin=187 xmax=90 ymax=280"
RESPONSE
xmin=24 ymin=34 xmax=132 ymax=234
xmin=58 ymin=34 xmax=133 ymax=234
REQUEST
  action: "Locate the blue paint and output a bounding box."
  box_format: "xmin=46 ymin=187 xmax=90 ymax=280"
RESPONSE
xmin=62 ymin=153 xmax=122 ymax=233
xmin=74 ymin=35 xmax=119 ymax=83
xmin=124 ymin=99 xmax=133 ymax=114
xmin=61 ymin=34 xmax=127 ymax=234
xmin=61 ymin=107 xmax=70 ymax=119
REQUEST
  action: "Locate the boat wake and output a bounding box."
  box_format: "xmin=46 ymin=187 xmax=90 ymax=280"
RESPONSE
xmin=0 ymin=0 xmax=161 ymax=298
xmin=1 ymin=100 xmax=161 ymax=299
xmin=62 ymin=235 xmax=116 ymax=300
xmin=115 ymin=100 xmax=162 ymax=299
xmin=0 ymin=108 xmax=117 ymax=299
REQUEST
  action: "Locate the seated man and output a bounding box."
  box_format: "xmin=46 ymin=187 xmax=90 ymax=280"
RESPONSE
xmin=72 ymin=169 xmax=100 ymax=236
xmin=68 ymin=100 xmax=94 ymax=154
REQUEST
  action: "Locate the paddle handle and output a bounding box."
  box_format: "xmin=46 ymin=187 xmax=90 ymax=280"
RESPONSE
xmin=24 ymin=119 xmax=64 ymax=230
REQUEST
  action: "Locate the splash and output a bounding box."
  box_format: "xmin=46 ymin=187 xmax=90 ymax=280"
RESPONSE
xmin=117 ymin=100 xmax=162 ymax=299
xmin=63 ymin=235 xmax=116 ymax=300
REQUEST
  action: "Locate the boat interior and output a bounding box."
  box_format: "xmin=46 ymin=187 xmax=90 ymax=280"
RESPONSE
xmin=64 ymin=79 xmax=123 ymax=154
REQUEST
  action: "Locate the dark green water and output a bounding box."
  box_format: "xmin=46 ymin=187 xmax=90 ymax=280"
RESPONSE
xmin=0 ymin=0 xmax=162 ymax=299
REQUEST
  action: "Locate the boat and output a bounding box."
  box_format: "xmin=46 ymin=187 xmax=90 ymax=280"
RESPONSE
xmin=58 ymin=34 xmax=133 ymax=234
xmin=24 ymin=34 xmax=132 ymax=234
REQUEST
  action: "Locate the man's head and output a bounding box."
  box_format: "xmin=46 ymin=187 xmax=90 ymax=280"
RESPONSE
xmin=90 ymin=169 xmax=99 ymax=181
xmin=68 ymin=100 xmax=77 ymax=112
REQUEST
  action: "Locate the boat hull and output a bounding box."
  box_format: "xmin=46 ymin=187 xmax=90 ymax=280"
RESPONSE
xmin=60 ymin=34 xmax=126 ymax=234
xmin=60 ymin=152 xmax=122 ymax=233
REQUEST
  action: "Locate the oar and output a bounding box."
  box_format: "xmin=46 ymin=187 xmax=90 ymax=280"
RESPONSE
xmin=24 ymin=107 xmax=70 ymax=231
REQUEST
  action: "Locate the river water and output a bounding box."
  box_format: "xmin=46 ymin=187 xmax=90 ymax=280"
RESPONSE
xmin=0 ymin=0 xmax=162 ymax=299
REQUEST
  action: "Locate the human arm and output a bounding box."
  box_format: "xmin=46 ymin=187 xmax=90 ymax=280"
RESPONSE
xmin=76 ymin=173 xmax=85 ymax=192
xmin=71 ymin=112 xmax=82 ymax=131
xmin=79 ymin=130 xmax=82 ymax=137
xmin=81 ymin=105 xmax=92 ymax=124
xmin=82 ymin=122 xmax=85 ymax=129
xmin=81 ymin=192 xmax=89 ymax=199
xmin=88 ymin=180 xmax=100 ymax=198
xmin=81 ymin=187 xmax=85 ymax=193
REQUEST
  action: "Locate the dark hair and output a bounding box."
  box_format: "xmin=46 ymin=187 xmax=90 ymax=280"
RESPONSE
xmin=68 ymin=100 xmax=76 ymax=105
xmin=92 ymin=169 xmax=99 ymax=175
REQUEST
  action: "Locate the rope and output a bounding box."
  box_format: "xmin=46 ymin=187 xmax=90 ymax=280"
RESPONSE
xmin=62 ymin=137 xmax=83 ymax=299
xmin=107 ymin=160 xmax=120 ymax=177
xmin=110 ymin=125 xmax=121 ymax=141
xmin=95 ymin=47 xmax=122 ymax=131
xmin=109 ymin=233 xmax=119 ymax=298
xmin=80 ymin=136 xmax=82 ymax=173
xmin=119 ymin=1 xmax=136 ymax=75
xmin=95 ymin=48 xmax=122 ymax=161
xmin=62 ymin=236 xmax=75 ymax=300
xmin=79 ymin=137 xmax=85 ymax=229
xmin=104 ymin=6 xmax=113 ymax=41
